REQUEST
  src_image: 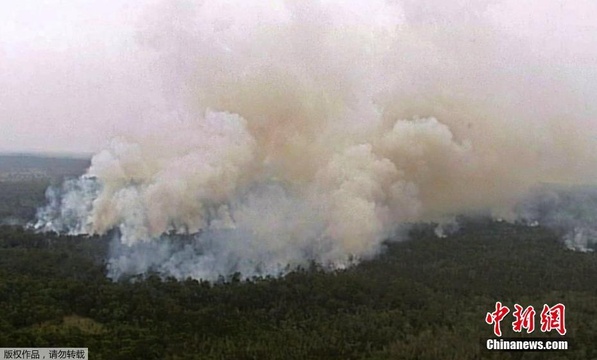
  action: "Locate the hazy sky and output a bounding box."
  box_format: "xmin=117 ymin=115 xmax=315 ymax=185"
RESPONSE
xmin=1 ymin=0 xmax=596 ymax=154
xmin=0 ymin=0 xmax=157 ymax=154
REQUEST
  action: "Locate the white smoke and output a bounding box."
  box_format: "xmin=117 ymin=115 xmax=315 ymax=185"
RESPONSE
xmin=515 ymin=185 xmax=597 ymax=252
xmin=34 ymin=0 xmax=597 ymax=280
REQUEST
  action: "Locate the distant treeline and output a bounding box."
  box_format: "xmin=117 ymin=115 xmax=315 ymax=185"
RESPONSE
xmin=0 ymin=155 xmax=89 ymax=224
xmin=0 ymin=154 xmax=89 ymax=180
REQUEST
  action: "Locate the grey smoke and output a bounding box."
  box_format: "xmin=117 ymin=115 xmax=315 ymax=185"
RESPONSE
xmin=515 ymin=185 xmax=597 ymax=252
xmin=32 ymin=0 xmax=597 ymax=280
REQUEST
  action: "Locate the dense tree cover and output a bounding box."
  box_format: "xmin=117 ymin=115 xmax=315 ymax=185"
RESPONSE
xmin=0 ymin=158 xmax=595 ymax=359
xmin=0 ymin=221 xmax=595 ymax=359
xmin=0 ymin=181 xmax=50 ymax=223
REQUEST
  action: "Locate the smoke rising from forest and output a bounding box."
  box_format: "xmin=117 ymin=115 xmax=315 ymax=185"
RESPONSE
xmin=33 ymin=0 xmax=597 ymax=280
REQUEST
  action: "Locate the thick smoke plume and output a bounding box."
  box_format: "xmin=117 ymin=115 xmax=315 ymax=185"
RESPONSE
xmin=35 ymin=0 xmax=597 ymax=280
